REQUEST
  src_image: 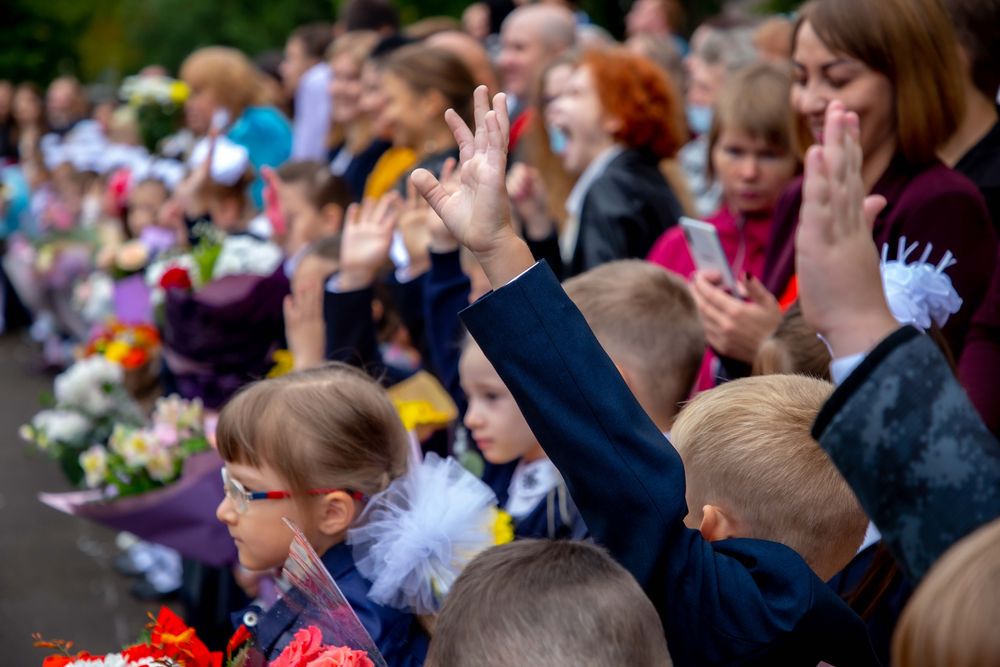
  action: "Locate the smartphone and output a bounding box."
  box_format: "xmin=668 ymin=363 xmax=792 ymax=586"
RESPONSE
xmin=210 ymin=108 xmax=231 ymax=133
xmin=679 ymin=216 xmax=736 ymax=291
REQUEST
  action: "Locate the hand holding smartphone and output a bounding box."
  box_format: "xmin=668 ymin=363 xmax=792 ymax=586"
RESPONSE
xmin=680 ymin=216 xmax=736 ymax=291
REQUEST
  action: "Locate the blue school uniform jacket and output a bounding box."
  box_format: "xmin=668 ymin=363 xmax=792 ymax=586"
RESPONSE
xmin=460 ymin=261 xmax=880 ymax=667
xmin=244 ymin=542 xmax=428 ymax=666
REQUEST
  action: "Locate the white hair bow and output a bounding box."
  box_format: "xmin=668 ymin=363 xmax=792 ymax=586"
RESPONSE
xmin=881 ymin=237 xmax=963 ymax=331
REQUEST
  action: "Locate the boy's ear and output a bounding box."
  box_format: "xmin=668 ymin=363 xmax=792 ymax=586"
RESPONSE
xmin=699 ymin=504 xmax=745 ymax=542
xmin=316 ymin=491 xmax=359 ymax=537
xmin=321 ymin=204 xmax=344 ymax=235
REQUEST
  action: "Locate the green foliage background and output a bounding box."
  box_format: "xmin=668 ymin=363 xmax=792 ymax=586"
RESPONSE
xmin=0 ymin=0 xmax=800 ymax=87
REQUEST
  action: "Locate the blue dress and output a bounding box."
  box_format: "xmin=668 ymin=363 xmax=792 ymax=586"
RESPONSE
xmin=227 ymin=106 xmax=292 ymax=209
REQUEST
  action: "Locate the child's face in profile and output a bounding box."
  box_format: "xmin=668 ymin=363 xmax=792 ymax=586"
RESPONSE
xmin=281 ymin=181 xmax=339 ymax=256
xmin=216 ymin=461 xmax=315 ymax=571
xmin=460 ymin=343 xmax=544 ymax=465
xmin=127 ymin=182 xmax=169 ymax=236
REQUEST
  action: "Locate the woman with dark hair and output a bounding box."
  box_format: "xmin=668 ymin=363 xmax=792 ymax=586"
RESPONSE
xmin=691 ymin=0 xmax=996 ymax=369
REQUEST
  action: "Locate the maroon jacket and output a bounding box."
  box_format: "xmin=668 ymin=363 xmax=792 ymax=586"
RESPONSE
xmin=763 ymin=155 xmax=996 ymax=356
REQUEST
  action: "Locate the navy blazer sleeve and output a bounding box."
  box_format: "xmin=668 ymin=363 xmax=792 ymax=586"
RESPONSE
xmin=423 ymin=250 xmax=471 ymax=412
xmin=324 ymin=286 xmax=386 ymax=379
xmin=461 ymin=262 xmax=878 ymax=667
xmin=814 ymin=326 xmax=1000 ymax=582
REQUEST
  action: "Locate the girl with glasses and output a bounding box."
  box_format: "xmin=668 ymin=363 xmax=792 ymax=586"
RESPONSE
xmin=215 ymin=362 xmax=428 ymax=665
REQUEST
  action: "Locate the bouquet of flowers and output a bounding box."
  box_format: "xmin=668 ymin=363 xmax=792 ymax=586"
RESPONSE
xmin=119 ymin=75 xmax=189 ymax=155
xmin=226 ymin=520 xmax=387 ymax=667
xmin=20 ymin=356 xmax=144 ymax=486
xmin=77 ymin=395 xmax=207 ymax=495
xmin=35 ymin=606 xmax=222 ymax=667
xmin=82 ymin=319 xmax=163 ymax=403
xmin=144 ymin=226 xmax=288 ymax=408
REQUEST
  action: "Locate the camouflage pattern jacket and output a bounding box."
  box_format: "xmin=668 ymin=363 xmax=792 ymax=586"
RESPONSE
xmin=813 ymin=326 xmax=1000 ymax=582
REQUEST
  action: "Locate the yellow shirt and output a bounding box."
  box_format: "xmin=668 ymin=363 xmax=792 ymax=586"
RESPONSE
xmin=363 ymin=147 xmax=418 ymax=199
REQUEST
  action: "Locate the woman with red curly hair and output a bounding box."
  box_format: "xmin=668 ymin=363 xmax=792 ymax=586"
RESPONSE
xmin=545 ymin=48 xmax=686 ymax=278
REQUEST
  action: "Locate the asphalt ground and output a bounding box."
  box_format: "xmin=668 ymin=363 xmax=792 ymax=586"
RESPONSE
xmin=0 ymin=333 xmax=176 ymax=663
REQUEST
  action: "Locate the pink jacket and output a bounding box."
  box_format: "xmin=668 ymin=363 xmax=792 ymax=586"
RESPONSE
xmin=647 ymin=206 xmax=775 ymax=393
xmin=646 ymin=205 xmax=773 ymax=281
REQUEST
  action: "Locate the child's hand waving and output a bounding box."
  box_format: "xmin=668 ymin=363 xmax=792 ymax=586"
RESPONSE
xmin=411 ymin=86 xmax=535 ymax=287
xmin=338 ymin=194 xmax=401 ymax=291
xmin=796 ymin=101 xmax=896 ymax=358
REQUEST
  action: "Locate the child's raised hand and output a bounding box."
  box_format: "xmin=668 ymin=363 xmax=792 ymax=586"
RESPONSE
xmin=283 ymin=275 xmax=326 ymax=371
xmin=796 ymin=101 xmax=896 ymax=358
xmin=338 ymin=193 xmax=401 ymax=291
xmin=411 ymin=86 xmax=534 ymax=286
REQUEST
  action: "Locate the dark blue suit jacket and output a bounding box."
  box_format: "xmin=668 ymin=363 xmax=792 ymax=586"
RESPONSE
xmin=246 ymin=542 xmax=428 ymax=666
xmin=461 ymin=262 xmax=879 ymax=666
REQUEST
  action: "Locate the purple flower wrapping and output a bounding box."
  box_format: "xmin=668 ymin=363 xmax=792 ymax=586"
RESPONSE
xmin=38 ymin=450 xmax=238 ymax=567
xmin=162 ymin=267 xmax=289 ymax=409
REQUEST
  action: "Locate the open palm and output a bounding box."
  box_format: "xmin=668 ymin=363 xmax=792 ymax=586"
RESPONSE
xmin=411 ymin=87 xmax=515 ymax=257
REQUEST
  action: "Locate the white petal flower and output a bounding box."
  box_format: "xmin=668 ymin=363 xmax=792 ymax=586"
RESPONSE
xmin=80 ymin=445 xmax=109 ymax=488
xmin=32 ymin=410 xmax=92 ymax=445
xmin=54 ymin=357 xmax=124 ymax=416
xmin=145 ymin=447 xmax=177 ymax=482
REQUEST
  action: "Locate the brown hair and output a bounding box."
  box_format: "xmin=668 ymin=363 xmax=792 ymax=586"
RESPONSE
xmin=941 ymin=0 xmax=1000 ymax=98
xmin=794 ymin=0 xmax=966 ymax=164
xmin=893 ymin=518 xmax=1000 ymax=667
xmin=381 ymin=44 xmax=477 ymax=126
xmin=563 ymin=260 xmax=704 ymax=427
xmin=671 ymin=374 xmax=866 ymax=581
xmin=706 ymin=62 xmax=801 ymax=181
xmin=291 ymin=23 xmax=334 ymax=61
xmin=180 ymin=47 xmax=265 ymax=119
xmin=403 ymin=16 xmax=463 ymax=40
xmin=329 ymin=30 xmax=379 ymax=64
xmin=426 ymin=540 xmax=672 ymax=666
xmin=217 ymin=363 xmax=409 ymax=499
xmin=752 ymin=303 xmax=831 ymax=381
xmin=581 ymin=48 xmax=686 ymax=160
xmin=275 ymin=161 xmax=353 ymax=212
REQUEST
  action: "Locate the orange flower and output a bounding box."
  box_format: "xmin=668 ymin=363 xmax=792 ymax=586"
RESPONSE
xmin=121 ymin=348 xmax=149 ymax=370
xmin=145 ymin=606 xmax=223 ymax=667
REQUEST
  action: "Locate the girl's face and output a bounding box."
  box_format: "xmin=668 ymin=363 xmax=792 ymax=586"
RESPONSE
xmin=541 ymin=63 xmax=574 ymax=128
xmin=280 ymin=181 xmax=341 ymax=255
xmin=358 ymin=63 xmax=391 ymax=137
xmin=184 ymin=84 xmax=219 ymax=135
xmin=13 ymin=87 xmax=43 ymax=126
xmin=126 ymin=182 xmax=168 ymax=236
xmin=712 ymin=128 xmax=798 ymax=216
xmin=329 ymin=54 xmax=364 ymax=125
xmin=791 ymin=20 xmax=895 ymax=160
xmin=216 ymin=461 xmax=316 ymax=571
xmin=548 ymin=66 xmax=617 ymax=175
xmin=459 ymin=343 xmax=544 ymax=466
xmin=380 ymin=72 xmax=443 ymax=150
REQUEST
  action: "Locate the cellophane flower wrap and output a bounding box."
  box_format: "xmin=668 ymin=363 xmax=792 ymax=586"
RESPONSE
xmin=228 ymin=520 xmax=387 ymax=667
xmin=34 ymin=606 xmax=222 ymax=667
xmin=145 ymin=227 xmax=287 ymax=409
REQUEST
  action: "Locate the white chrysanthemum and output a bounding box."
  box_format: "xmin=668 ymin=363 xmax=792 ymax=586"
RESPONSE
xmin=212 ymin=236 xmax=282 ymax=280
xmin=54 ymin=357 xmax=124 ymax=416
xmin=32 ymin=409 xmax=92 ymax=446
xmin=80 ymin=445 xmax=109 ymax=488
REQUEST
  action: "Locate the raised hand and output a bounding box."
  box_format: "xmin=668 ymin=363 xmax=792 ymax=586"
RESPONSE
xmin=411 ymin=86 xmax=535 ymax=286
xmin=339 ymin=193 xmax=401 ymax=291
xmin=507 ymin=162 xmax=555 ymax=241
xmin=796 ymin=101 xmax=895 ymax=358
xmin=283 ymin=275 xmax=326 ymax=371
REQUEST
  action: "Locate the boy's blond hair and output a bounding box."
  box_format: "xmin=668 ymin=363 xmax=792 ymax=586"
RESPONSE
xmin=893 ymin=518 xmax=1000 ymax=667
xmin=563 ymin=260 xmax=704 ymax=429
xmin=426 ymin=540 xmax=672 ymax=666
xmin=671 ymin=374 xmax=866 ymax=580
